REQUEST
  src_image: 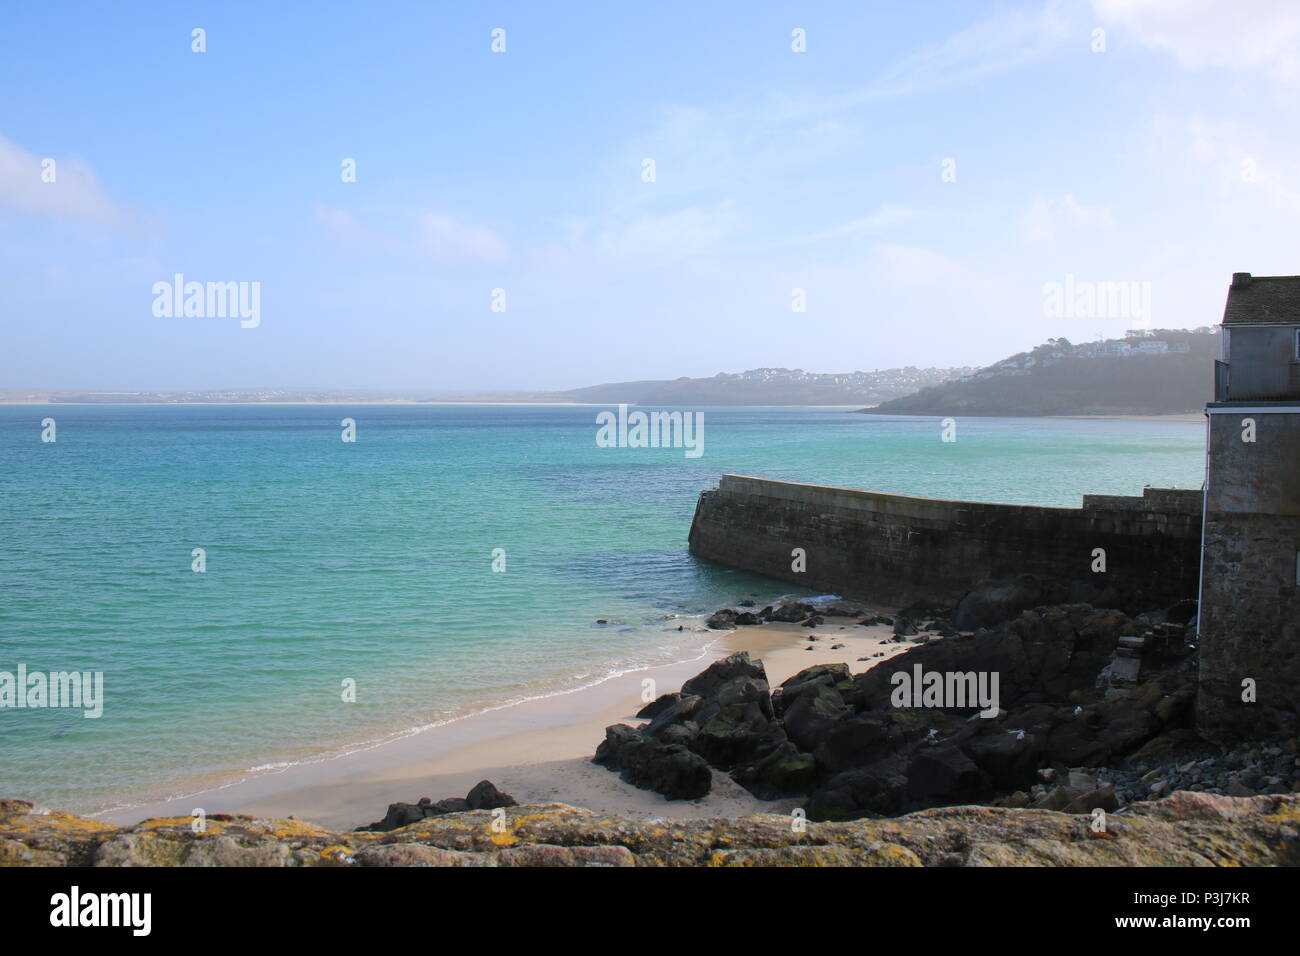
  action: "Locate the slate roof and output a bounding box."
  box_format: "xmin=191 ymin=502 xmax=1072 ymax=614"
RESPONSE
xmin=1223 ymin=273 xmax=1300 ymax=324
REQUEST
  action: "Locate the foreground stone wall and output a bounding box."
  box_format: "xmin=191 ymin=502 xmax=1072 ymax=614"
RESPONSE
xmin=1 ymin=795 xmax=1295 ymax=867
xmin=687 ymin=475 xmax=1202 ymax=607
xmin=1199 ymin=410 xmax=1300 ymax=741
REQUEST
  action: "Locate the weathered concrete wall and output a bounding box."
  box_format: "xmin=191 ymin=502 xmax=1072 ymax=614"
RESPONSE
xmin=688 ymin=475 xmax=1203 ymax=607
xmin=1198 ymin=409 xmax=1300 ymax=741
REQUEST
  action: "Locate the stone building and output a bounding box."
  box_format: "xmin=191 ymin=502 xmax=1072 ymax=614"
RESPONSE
xmin=1197 ymin=272 xmax=1300 ymax=741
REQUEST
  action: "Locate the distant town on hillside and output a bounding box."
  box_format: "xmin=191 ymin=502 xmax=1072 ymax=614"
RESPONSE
xmin=860 ymin=328 xmax=1219 ymax=417
xmin=0 ymin=366 xmax=974 ymax=406
xmin=3 ymin=328 xmax=1219 ymax=413
xmin=440 ymin=365 xmax=975 ymax=406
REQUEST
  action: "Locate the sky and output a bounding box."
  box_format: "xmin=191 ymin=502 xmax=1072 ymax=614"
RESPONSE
xmin=2 ymin=0 xmax=1298 ymax=394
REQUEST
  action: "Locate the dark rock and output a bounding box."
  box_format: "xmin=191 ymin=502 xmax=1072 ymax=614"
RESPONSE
xmin=775 ymin=664 xmax=850 ymax=714
xmin=681 ymin=652 xmax=766 ymax=698
xmin=636 ymin=692 xmax=681 ymax=720
xmin=644 ymin=694 xmax=704 ymax=737
xmin=822 ymin=602 xmax=869 ymax=618
xmin=431 ymin=797 xmax=470 ymax=814
xmin=360 ymin=802 xmax=426 ymax=832
xmin=897 ymin=599 xmax=953 ymax=622
xmin=705 ymin=609 xmax=738 ymax=630
xmin=783 ymin=681 xmax=850 ymax=753
xmin=961 ymin=730 xmax=1042 ymax=791
xmin=733 ymin=744 xmax=819 ymax=799
xmin=466 ymin=780 xmax=518 ymax=811
xmin=906 ymin=748 xmax=990 ymax=805
xmin=359 ymin=780 xmax=514 ymax=831
xmin=953 ymin=574 xmax=1044 ymax=631
xmin=812 ymin=715 xmax=896 ymax=773
xmin=593 ymin=724 xmax=712 ymax=800
xmin=768 ymin=601 xmax=815 ymax=623
xmin=692 ymin=696 xmax=785 ymax=769
xmin=805 ymin=757 xmax=909 ymax=821
xmin=656 ymin=722 xmax=699 ymax=748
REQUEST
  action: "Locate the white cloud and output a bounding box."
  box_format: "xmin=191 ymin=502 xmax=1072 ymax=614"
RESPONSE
xmin=1093 ymin=0 xmax=1300 ymax=87
xmin=1022 ymin=194 xmax=1117 ymax=244
xmin=869 ymin=0 xmax=1076 ymax=99
xmin=773 ymin=0 xmax=1078 ymax=120
xmin=0 ymin=136 xmax=131 ymax=229
xmin=314 ymin=204 xmax=398 ymax=250
xmin=1184 ymin=114 xmax=1300 ymax=212
xmin=315 ymin=205 xmax=509 ymax=263
xmin=418 ymin=213 xmax=509 ymax=263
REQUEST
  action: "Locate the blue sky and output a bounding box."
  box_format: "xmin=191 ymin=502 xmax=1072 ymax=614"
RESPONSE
xmin=2 ymin=0 xmax=1298 ymax=392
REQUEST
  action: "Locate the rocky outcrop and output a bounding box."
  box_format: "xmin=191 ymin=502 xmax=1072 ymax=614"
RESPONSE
xmin=593 ymin=652 xmax=816 ymax=801
xmin=358 ymin=780 xmax=517 ymax=832
xmin=595 ymin=602 xmax=1268 ymax=822
xmin=592 ymin=725 xmax=713 ymax=800
xmin=704 ymin=598 xmax=878 ymax=631
xmin=799 ymin=603 xmax=1208 ymax=819
xmin=3 ymin=792 xmax=1296 ymax=867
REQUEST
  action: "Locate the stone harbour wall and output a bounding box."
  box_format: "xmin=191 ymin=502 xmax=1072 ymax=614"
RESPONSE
xmin=687 ymin=475 xmax=1203 ymax=607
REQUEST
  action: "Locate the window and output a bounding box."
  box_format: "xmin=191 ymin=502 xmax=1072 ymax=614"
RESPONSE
xmin=1295 ymin=328 xmax=1300 ymax=360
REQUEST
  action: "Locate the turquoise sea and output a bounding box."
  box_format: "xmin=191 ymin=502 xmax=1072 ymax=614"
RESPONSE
xmin=0 ymin=405 xmax=1204 ymax=813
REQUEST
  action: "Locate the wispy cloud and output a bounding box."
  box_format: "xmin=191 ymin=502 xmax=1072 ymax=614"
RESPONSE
xmin=769 ymin=0 xmax=1079 ymax=121
xmin=1184 ymin=114 xmax=1300 ymax=212
xmin=1093 ymin=0 xmax=1300 ymax=89
xmin=0 ymin=136 xmax=133 ymax=230
xmin=417 ymin=213 xmax=509 ymax=263
xmin=1022 ymin=194 xmax=1117 ymax=244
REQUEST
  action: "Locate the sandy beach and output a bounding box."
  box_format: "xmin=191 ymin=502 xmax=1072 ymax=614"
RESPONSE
xmin=97 ymin=618 xmax=909 ymax=831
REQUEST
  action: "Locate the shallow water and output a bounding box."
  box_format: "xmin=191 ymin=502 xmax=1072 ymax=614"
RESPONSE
xmin=0 ymin=404 xmax=1204 ymax=811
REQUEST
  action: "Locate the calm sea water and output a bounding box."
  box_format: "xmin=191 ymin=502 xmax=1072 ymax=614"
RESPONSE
xmin=0 ymin=405 xmax=1204 ymax=812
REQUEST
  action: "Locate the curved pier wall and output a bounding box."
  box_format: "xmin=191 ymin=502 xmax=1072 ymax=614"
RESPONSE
xmin=687 ymin=474 xmax=1203 ymax=607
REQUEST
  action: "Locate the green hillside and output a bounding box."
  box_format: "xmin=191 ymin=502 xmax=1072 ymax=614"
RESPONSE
xmin=858 ymin=330 xmax=1219 ymax=417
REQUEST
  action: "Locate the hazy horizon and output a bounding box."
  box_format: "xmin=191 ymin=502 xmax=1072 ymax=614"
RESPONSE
xmin=4 ymin=1 xmax=1296 ymax=392
xmin=1 ymin=320 xmax=1206 ymax=398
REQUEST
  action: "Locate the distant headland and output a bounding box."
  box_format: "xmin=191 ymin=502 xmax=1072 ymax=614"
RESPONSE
xmin=859 ymin=328 xmax=1219 ymax=417
xmin=4 ymin=328 xmax=1219 ymax=414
